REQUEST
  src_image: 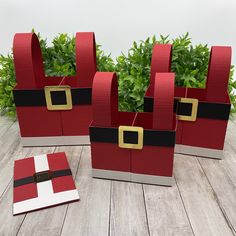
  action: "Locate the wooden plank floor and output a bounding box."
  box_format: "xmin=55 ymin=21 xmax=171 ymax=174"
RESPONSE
xmin=0 ymin=116 xmax=236 ymax=236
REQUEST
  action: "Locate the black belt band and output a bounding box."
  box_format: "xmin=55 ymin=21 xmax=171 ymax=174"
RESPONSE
xmin=13 ymin=88 xmax=92 ymax=106
xmin=89 ymin=126 xmax=176 ymax=147
xmin=14 ymin=169 xmax=72 ymax=188
xmin=144 ymin=97 xmax=230 ymax=120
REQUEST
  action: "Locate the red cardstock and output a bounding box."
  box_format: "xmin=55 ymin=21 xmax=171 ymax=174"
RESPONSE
xmin=144 ymin=44 xmax=232 ymax=158
xmin=90 ymin=71 xmax=176 ymax=186
xmin=13 ymin=32 xmax=97 ymax=144
xmin=13 ymin=152 xmax=79 ymax=215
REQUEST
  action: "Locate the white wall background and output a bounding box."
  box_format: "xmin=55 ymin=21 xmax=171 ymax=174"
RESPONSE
xmin=0 ymin=0 xmax=236 ymax=70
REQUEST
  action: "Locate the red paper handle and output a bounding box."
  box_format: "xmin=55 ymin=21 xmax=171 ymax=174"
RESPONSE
xmin=92 ymin=72 xmax=118 ymax=126
xmin=76 ymin=32 xmax=97 ymax=87
xmin=13 ymin=33 xmax=44 ymax=89
xmin=206 ymin=46 xmax=232 ymax=102
xmin=13 ymin=32 xmax=97 ymax=89
xmin=148 ymin=44 xmax=172 ymax=96
xmin=153 ymin=73 xmax=175 ymax=130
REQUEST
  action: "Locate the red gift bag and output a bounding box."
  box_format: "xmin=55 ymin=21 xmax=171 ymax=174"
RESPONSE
xmin=145 ymin=44 xmax=232 ymax=159
xmin=90 ymin=71 xmax=176 ymax=186
xmin=13 ymin=32 xmax=97 ymax=146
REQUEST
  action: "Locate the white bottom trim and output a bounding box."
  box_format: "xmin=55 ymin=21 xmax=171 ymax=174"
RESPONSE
xmin=131 ymin=173 xmax=174 ymax=186
xmin=21 ymin=135 xmax=90 ymax=146
xmin=92 ymin=169 xmax=174 ymax=186
xmin=13 ymin=189 xmax=79 ymax=215
xmin=92 ymin=169 xmax=130 ymax=181
xmin=175 ymin=144 xmax=223 ymax=159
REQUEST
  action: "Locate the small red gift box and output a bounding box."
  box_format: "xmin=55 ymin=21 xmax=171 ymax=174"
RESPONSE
xmin=90 ymin=71 xmax=176 ymax=186
xmin=144 ymin=44 xmax=232 ymax=159
xmin=13 ymin=32 xmax=97 ymax=146
xmin=13 ymin=152 xmax=79 ymax=215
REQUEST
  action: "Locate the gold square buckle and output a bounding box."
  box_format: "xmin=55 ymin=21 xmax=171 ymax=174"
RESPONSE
xmin=177 ymin=98 xmax=198 ymax=122
xmin=118 ymin=126 xmax=144 ymax=150
xmin=44 ymin=86 xmax=72 ymax=111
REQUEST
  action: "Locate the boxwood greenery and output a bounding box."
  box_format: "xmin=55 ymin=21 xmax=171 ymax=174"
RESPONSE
xmin=0 ymin=32 xmax=235 ymax=117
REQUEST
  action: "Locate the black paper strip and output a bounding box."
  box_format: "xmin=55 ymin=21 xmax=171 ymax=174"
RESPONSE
xmin=89 ymin=126 xmax=176 ymax=147
xmin=144 ymin=97 xmax=230 ymax=120
xmin=14 ymin=169 xmax=72 ymax=188
xmin=13 ymin=88 xmax=92 ymax=106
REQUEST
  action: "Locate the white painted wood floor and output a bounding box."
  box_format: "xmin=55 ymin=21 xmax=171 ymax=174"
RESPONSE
xmin=0 ymin=116 xmax=236 ymax=236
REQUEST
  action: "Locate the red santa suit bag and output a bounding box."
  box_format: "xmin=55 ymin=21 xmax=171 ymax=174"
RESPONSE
xmin=90 ymin=71 xmax=176 ymax=186
xmin=13 ymin=32 xmax=97 ymax=146
xmin=144 ymin=44 xmax=231 ymax=159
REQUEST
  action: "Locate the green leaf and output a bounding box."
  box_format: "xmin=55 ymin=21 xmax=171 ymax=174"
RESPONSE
xmin=0 ymin=31 xmax=235 ymax=117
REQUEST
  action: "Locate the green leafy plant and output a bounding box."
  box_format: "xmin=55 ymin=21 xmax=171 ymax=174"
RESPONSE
xmin=0 ymin=54 xmax=16 ymax=117
xmin=117 ymin=33 xmax=236 ymax=112
xmin=39 ymin=32 xmax=115 ymax=76
xmin=0 ymin=32 xmax=235 ymax=117
xmin=116 ymin=37 xmax=154 ymax=112
xmin=0 ymin=31 xmax=115 ymax=117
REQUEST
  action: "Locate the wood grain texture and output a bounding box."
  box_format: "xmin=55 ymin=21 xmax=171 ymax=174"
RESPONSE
xmin=174 ymin=154 xmax=234 ymax=236
xmin=0 ymin=146 xmax=55 ymax=236
xmin=230 ymin=114 xmax=236 ymax=125
xmin=61 ymin=146 xmax=111 ymax=236
xmin=0 ymin=119 xmax=236 ymax=236
xmin=226 ymin=121 xmax=236 ymax=154
xmin=17 ymin=146 xmax=83 ymax=236
xmin=0 ymin=116 xmax=15 ymax=139
xmin=109 ymin=181 xmax=149 ymax=236
xmin=143 ymin=182 xmax=193 ymax=236
xmin=0 ymin=122 xmax=20 ymax=166
xmin=197 ymin=145 xmax=236 ymax=235
xmin=0 ymin=122 xmax=21 ymax=197
xmin=0 ymin=180 xmax=25 ymax=236
xmin=225 ymin=121 xmax=236 ymax=182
